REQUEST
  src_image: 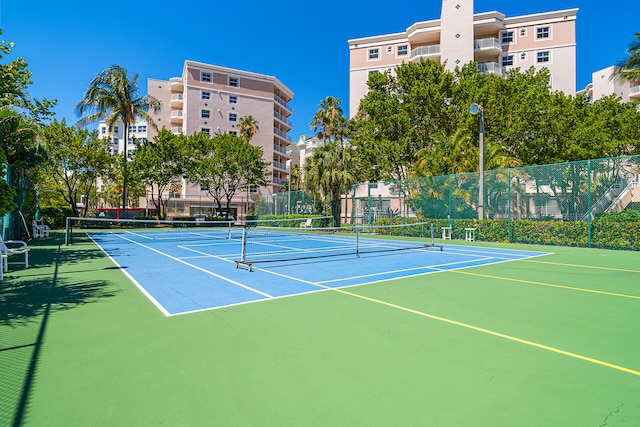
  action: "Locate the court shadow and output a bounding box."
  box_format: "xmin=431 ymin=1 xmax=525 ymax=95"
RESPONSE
xmin=0 ymin=276 xmax=119 ymax=327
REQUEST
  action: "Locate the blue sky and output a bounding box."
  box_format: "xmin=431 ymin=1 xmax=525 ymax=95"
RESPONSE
xmin=1 ymin=0 xmax=637 ymax=140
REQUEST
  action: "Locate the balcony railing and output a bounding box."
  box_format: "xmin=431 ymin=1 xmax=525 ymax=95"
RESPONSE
xmin=171 ymin=93 xmax=184 ymax=102
xmin=170 ymin=110 xmax=183 ymax=118
xmin=474 ymin=37 xmax=501 ymax=51
xmin=410 ymin=45 xmax=440 ymax=59
xmin=274 ymin=95 xmax=293 ymax=112
xmin=273 ymin=144 xmax=288 ymax=154
xmin=630 ymin=84 xmax=640 ymax=98
xmin=171 ymin=126 xmax=183 ymax=134
xmin=273 ymin=160 xmax=288 ymax=171
xmin=274 ymin=111 xmax=293 ymax=127
xmin=477 ymin=61 xmax=503 ymax=76
xmin=273 ymin=128 xmax=292 ymax=142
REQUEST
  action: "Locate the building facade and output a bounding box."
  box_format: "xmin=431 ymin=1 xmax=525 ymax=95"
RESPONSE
xmin=147 ymin=60 xmax=294 ymax=219
xmin=98 ymin=119 xmax=149 ymax=158
xmin=348 ymin=1 xmax=578 ymax=117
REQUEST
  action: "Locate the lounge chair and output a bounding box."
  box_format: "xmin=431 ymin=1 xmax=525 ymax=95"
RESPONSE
xmin=32 ymin=220 xmax=51 ymax=238
xmin=0 ymin=234 xmax=31 ymax=274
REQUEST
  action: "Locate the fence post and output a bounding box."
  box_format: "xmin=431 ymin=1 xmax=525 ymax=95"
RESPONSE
xmin=507 ymin=168 xmax=512 ymax=242
xmin=587 ymin=159 xmax=592 ymax=248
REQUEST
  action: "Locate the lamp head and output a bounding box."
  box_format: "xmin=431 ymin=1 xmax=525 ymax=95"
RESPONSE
xmin=469 ymin=103 xmax=482 ymax=115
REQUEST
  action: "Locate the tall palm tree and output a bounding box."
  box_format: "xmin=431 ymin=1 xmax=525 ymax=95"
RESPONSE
xmin=237 ymin=115 xmax=260 ymax=142
xmin=304 ymin=140 xmax=357 ymax=227
xmin=310 ymin=96 xmax=347 ymax=143
xmin=75 ymin=65 xmax=161 ymax=208
xmin=613 ymin=33 xmax=640 ymax=83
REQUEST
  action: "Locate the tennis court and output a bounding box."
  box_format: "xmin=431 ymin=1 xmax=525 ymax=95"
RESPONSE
xmin=85 ymin=221 xmax=551 ymax=316
xmin=1 ymin=227 xmax=639 ymax=426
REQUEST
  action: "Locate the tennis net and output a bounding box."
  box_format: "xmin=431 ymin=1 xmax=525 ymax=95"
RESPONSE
xmin=235 ymin=221 xmax=442 ymax=270
xmin=65 ymin=216 xmax=333 ymax=244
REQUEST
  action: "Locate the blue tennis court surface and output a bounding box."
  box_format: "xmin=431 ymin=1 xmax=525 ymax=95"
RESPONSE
xmin=89 ymin=230 xmax=551 ymax=316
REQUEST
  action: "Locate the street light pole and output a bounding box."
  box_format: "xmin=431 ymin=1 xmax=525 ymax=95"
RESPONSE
xmin=470 ymin=103 xmax=485 ymax=220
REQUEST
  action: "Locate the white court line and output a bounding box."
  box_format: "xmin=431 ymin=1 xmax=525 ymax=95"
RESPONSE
xmin=110 ymin=233 xmax=273 ymax=298
xmin=88 ymin=234 xmax=171 ymax=316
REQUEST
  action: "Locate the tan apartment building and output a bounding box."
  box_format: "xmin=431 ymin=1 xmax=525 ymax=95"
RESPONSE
xmin=147 ymin=60 xmax=293 ymax=219
xmin=348 ymin=1 xmax=578 ymax=117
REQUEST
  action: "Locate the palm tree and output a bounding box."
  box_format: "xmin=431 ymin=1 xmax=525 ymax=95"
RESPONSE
xmin=237 ymin=115 xmax=259 ymax=142
xmin=75 ymin=65 xmax=161 ymax=209
xmin=310 ymin=96 xmax=347 ymax=143
xmin=304 ymin=140 xmax=358 ymax=227
xmin=613 ymin=33 xmax=640 ymax=83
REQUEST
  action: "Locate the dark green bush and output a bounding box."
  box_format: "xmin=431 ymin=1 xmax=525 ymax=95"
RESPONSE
xmin=39 ymin=205 xmax=74 ymax=229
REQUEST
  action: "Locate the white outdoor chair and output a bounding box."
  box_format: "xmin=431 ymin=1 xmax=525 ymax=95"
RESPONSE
xmin=0 ymin=234 xmax=31 ymax=272
xmin=32 ymin=220 xmax=51 ymax=238
xmin=300 ymin=218 xmax=313 ymax=229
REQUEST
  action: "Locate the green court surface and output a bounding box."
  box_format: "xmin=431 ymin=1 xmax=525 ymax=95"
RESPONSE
xmin=1 ymin=232 xmax=639 ymax=426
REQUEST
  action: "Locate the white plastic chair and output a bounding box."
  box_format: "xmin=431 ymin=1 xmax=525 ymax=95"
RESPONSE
xmin=32 ymin=220 xmax=50 ymax=238
xmin=300 ymin=218 xmax=312 ymax=229
xmin=0 ymin=234 xmax=30 ymax=272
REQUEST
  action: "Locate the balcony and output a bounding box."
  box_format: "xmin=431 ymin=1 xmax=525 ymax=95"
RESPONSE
xmin=410 ymin=44 xmax=440 ymax=61
xmin=272 ymin=160 xmax=288 ymax=171
xmin=274 ymin=95 xmax=292 ymax=112
xmin=474 ymin=37 xmax=502 ymax=61
xmin=273 ymin=144 xmax=290 ymax=157
xmin=273 ymin=128 xmax=292 ymax=143
xmin=170 ymin=77 xmax=184 ymax=93
xmin=274 ymin=111 xmax=293 ymax=128
xmin=477 ymin=61 xmax=504 ymax=76
xmin=171 ymin=126 xmax=183 ymax=134
xmin=630 ymin=84 xmax=640 ymax=100
xmin=170 ymin=110 xmax=184 ymax=124
xmin=171 ymin=93 xmax=184 ymax=108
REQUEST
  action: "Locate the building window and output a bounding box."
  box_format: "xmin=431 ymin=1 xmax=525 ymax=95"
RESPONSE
xmin=537 ymin=51 xmax=550 ymax=63
xmin=128 ymin=138 xmax=134 ymax=145
xmin=138 ymin=125 xmax=147 ymax=133
xmin=113 ymin=137 xmax=119 ymax=144
xmin=201 ymin=72 xmax=212 ymax=82
xmin=228 ymin=77 xmax=239 ymax=87
xmin=520 ymin=28 xmax=527 ymax=37
xmin=397 ymin=45 xmax=408 ymax=56
xmin=501 ymin=55 xmax=514 ymax=66
xmin=130 ymin=126 xmax=137 ymax=133
xmin=201 ymin=109 xmax=211 ymax=119
xmin=229 ymin=95 xmax=238 ymax=104
xmin=368 ymin=70 xmax=379 ymax=75
xmin=368 ymin=48 xmax=379 ymax=60
xmin=387 ymin=46 xmax=392 ymax=53
xmin=228 ymin=130 xmax=237 ymax=136
xmin=501 ymin=31 xmax=514 ymax=44
xmin=202 ymin=91 xmax=211 ymax=100
xmin=520 ymin=52 xmax=527 ymax=60
xmin=114 ymin=125 xmax=119 ymax=133
xmin=536 ymin=27 xmax=550 ymax=39
xmin=138 ymin=138 xmax=147 ymax=143
xmin=101 ymin=127 xmax=106 ymax=135
xmin=201 ymin=128 xmax=211 ymax=135
xmin=228 ymin=113 xmax=237 ymax=122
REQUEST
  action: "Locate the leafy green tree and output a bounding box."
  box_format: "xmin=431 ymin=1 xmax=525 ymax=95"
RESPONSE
xmin=184 ymin=133 xmax=270 ymax=218
xmin=75 ymin=65 xmax=161 ymax=209
xmin=39 ymin=119 xmax=112 ymax=217
xmin=132 ymin=128 xmax=186 ymax=219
